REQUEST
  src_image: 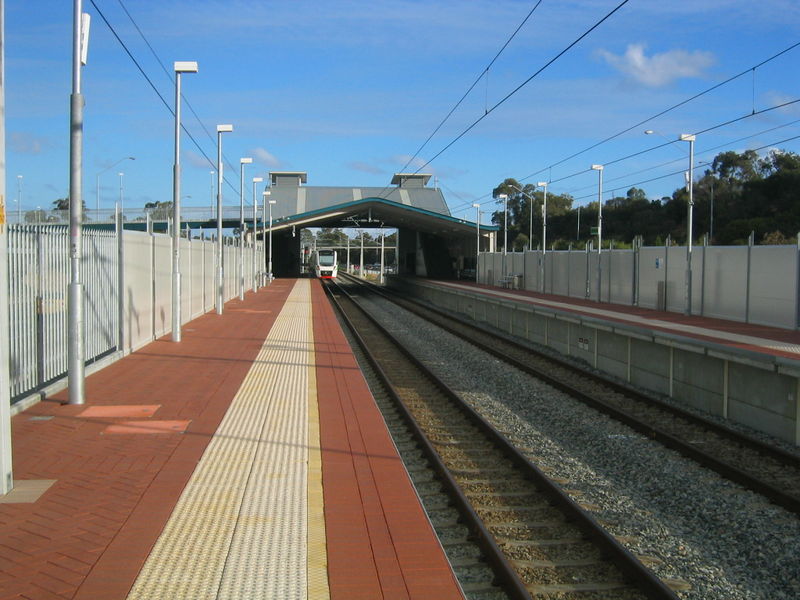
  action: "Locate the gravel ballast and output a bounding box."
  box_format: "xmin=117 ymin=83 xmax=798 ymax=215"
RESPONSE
xmin=356 ymin=292 xmax=800 ymax=600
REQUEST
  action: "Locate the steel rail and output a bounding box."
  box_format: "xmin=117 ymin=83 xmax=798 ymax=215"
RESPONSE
xmin=343 ymin=274 xmax=800 ymax=514
xmin=325 ymin=277 xmax=679 ymax=600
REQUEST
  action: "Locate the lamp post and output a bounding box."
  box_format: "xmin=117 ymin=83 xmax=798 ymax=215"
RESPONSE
xmin=591 ymin=165 xmax=604 ymax=302
xmin=171 ymin=61 xmax=197 ymax=343
xmin=680 ymin=133 xmax=696 ymax=315
xmin=68 ymin=0 xmax=88 ymax=404
xmin=538 ymin=181 xmax=549 ymax=292
xmin=264 ymin=191 xmax=275 ymax=282
xmin=216 ymin=124 xmax=233 ymax=314
xmin=472 ymin=203 xmax=481 ymax=281
xmin=238 ymin=157 xmax=252 ymax=301
xmin=252 ymin=176 xmax=263 ymax=290
xmin=15 ymin=175 xmax=21 ymax=223
xmin=209 ymin=170 xmax=215 ymax=218
xmin=268 ymin=190 xmax=272 ymax=284
xmin=96 ymin=157 xmax=134 ymax=217
xmin=498 ymin=193 xmax=508 ymax=276
xmin=118 ymin=172 xmax=124 ymax=213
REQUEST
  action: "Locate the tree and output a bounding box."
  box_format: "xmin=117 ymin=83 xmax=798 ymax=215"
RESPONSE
xmin=51 ymin=197 xmax=88 ymax=222
xmin=144 ymin=201 xmax=173 ymax=220
xmin=24 ymin=208 xmax=51 ymax=223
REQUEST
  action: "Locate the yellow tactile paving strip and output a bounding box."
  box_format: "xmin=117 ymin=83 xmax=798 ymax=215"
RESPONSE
xmin=127 ymin=279 xmax=328 ymax=599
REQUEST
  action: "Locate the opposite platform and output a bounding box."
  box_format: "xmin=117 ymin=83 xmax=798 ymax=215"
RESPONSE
xmin=409 ymin=278 xmax=800 ymax=444
xmin=432 ymin=279 xmax=800 ymax=361
xmin=0 ymin=279 xmax=463 ymax=600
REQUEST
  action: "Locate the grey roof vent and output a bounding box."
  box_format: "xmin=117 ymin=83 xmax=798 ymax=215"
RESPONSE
xmin=270 ymin=171 xmax=308 ymax=187
xmin=391 ymin=173 xmax=432 ymax=188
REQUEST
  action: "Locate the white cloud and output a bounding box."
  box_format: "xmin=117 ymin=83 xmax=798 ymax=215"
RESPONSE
xmin=391 ymin=154 xmax=429 ymax=170
xmin=598 ymin=44 xmax=715 ymax=87
xmin=184 ymin=149 xmax=216 ymax=170
xmin=10 ymin=131 xmax=51 ymax=154
xmin=251 ymin=147 xmax=281 ymax=168
xmin=348 ymin=161 xmax=385 ymax=175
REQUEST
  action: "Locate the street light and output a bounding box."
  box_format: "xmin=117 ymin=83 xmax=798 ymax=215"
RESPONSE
xmin=537 ymin=181 xmax=549 ymax=292
xmin=680 ymin=133 xmax=696 ymax=315
xmin=262 ymin=189 xmax=270 ymax=284
xmin=171 ymin=60 xmax=197 ymax=343
xmin=472 ymin=203 xmax=481 ymax=281
xmin=264 ymin=190 xmax=276 ymax=282
xmin=118 ymin=172 xmax=125 ymax=213
xmin=239 ymin=157 xmax=252 ymax=301
xmin=216 ymin=124 xmax=233 ymax=315
xmin=591 ymin=165 xmax=604 ymax=302
xmin=209 ymin=170 xmax=215 ymax=217
xmin=498 ymin=193 xmax=508 ymax=277
xmin=16 ymin=175 xmax=22 ymax=223
xmin=96 ymin=157 xmax=135 ymax=217
xmin=252 ymin=176 xmax=263 ymax=290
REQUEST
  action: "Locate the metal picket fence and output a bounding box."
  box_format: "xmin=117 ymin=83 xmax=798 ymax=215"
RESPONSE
xmin=7 ymin=224 xmax=118 ymax=400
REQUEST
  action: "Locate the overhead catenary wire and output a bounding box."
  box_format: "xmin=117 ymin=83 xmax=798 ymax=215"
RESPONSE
xmin=540 ymin=97 xmax=800 ymax=190
xmin=115 ymin=0 xmax=243 ymax=182
xmin=407 ymin=0 xmax=632 ymax=178
xmin=517 ymin=40 xmax=800 ymax=184
xmin=88 ymin=0 xmax=244 ymax=202
xmin=394 ymin=1 xmax=543 ymax=178
xmin=448 ymin=98 xmax=800 ymax=215
xmin=566 ymin=117 xmax=800 ymax=197
xmin=566 ymin=132 xmax=800 ymax=204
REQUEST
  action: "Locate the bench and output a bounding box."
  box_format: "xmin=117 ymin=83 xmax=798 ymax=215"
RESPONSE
xmin=499 ymin=274 xmax=523 ymax=289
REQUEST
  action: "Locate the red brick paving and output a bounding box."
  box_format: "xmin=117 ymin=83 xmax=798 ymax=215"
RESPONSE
xmin=2 ymin=278 xmax=465 ymax=600
xmin=1 ymin=281 xmax=293 ymax=600
xmin=311 ymin=280 xmax=464 ymax=600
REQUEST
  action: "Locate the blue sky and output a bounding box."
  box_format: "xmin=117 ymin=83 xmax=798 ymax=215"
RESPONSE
xmin=6 ymin=0 xmax=800 ymax=223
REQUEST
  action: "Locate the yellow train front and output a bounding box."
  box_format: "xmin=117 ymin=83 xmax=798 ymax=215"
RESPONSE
xmin=312 ymin=249 xmax=338 ymax=279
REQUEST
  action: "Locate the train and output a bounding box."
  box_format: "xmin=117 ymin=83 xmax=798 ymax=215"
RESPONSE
xmin=311 ymin=249 xmax=338 ymax=278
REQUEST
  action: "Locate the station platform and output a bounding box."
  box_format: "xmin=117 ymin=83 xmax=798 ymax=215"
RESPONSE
xmin=431 ymin=280 xmax=800 ymax=362
xmin=0 ymin=279 xmax=464 ymax=600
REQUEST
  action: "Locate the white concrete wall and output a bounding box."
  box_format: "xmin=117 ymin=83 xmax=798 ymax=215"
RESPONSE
xmin=123 ymin=231 xmax=239 ymax=353
xmin=479 ymin=243 xmax=800 ymax=330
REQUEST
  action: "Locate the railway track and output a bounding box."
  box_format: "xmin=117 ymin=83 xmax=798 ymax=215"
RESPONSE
xmin=340 ymin=273 xmax=800 ymax=515
xmin=325 ymin=277 xmax=679 ymax=600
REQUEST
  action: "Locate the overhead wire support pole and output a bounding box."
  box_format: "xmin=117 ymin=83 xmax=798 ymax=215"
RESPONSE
xmin=172 ymin=61 xmax=197 ymax=343
xmin=239 ymin=158 xmax=252 ymax=301
xmin=252 ymin=177 xmax=263 ymax=291
xmin=68 ymin=0 xmax=88 ymax=404
xmin=216 ymin=125 xmax=233 ymax=314
xmin=0 ymin=0 xmax=14 ymax=495
xmin=681 ymin=133 xmax=696 ymax=316
xmin=591 ymin=165 xmax=604 ymax=302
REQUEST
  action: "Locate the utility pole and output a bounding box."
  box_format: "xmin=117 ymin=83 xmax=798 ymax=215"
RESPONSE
xmin=68 ymin=1 xmax=89 ymax=404
xmin=0 ymin=0 xmax=14 ymax=495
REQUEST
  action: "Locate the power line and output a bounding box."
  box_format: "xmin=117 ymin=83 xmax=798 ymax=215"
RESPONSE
xmin=410 ymin=0 xmax=632 ymax=178
xmin=517 ymin=40 xmax=800 ymax=184
xmin=117 ymin=0 xmax=242 ymax=179
xmin=567 ymin=132 xmax=800 ymax=204
xmin=447 ymin=99 xmax=800 ymax=214
xmin=394 ymin=1 xmax=543 ymax=178
xmin=88 ymin=0 xmax=243 ymax=201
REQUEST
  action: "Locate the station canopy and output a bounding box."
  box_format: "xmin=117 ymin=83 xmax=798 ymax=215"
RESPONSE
xmin=265 ymin=171 xmax=498 ymax=237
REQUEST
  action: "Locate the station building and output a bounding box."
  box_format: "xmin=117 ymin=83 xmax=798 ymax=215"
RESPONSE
xmin=263 ymin=171 xmax=499 ymax=278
